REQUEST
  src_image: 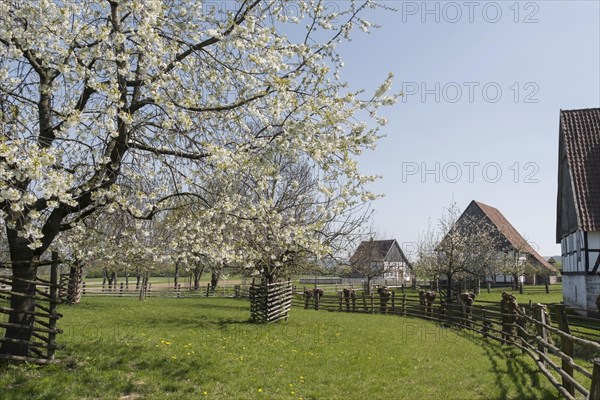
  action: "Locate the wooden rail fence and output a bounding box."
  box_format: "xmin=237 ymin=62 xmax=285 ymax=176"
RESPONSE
xmin=291 ymin=290 xmax=600 ymax=400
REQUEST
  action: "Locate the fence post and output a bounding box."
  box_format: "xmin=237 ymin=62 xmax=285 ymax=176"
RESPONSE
xmin=437 ymin=300 xmax=444 ymax=323
xmin=391 ymin=291 xmax=396 ymax=313
xmin=481 ymin=306 xmax=489 ymax=337
xmin=362 ymin=292 xmax=367 ymax=312
xmin=487 ymin=282 xmax=491 ymax=293
xmin=249 ymin=284 xmax=255 ymax=322
xmin=532 ymin=304 xmax=548 ymax=363
xmin=206 ymin=283 xmax=210 ymax=297
xmin=119 ymin=282 xmax=123 ymax=297
xmin=338 ymin=292 xmax=342 ymax=312
xmin=516 ymin=307 xmax=528 ymax=354
xmin=554 ymin=304 xmax=575 ymax=396
xmin=545 ymin=283 xmax=549 ymax=294
xmin=304 ymin=291 xmax=310 ymax=309
xmin=401 ymin=294 xmax=406 ymax=316
xmin=370 ymin=293 xmax=374 ymax=314
xmin=590 ymin=359 xmax=600 ymax=400
xmin=47 ymin=251 xmax=59 ymax=360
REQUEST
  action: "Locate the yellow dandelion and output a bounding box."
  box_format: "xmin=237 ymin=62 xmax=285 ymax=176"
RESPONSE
xmin=257 ymin=388 xmax=263 ymax=393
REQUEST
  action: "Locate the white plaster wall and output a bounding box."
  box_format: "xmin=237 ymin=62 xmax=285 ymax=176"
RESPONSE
xmin=588 ymin=232 xmax=600 ymax=249
xmin=562 ymin=275 xmax=587 ymax=309
xmin=562 ymin=231 xmax=587 ymax=272
xmin=585 ymin=275 xmax=600 ymax=311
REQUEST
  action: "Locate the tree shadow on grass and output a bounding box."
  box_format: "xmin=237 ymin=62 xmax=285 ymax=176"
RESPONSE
xmin=456 ymin=330 xmax=560 ymax=400
xmin=116 ymin=301 xmax=250 ymax=328
xmin=193 ymin=302 xmax=250 ymax=312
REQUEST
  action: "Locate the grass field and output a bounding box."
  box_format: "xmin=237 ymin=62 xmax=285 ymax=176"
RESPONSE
xmin=0 ymin=297 xmax=562 ymax=399
xmin=469 ymin=285 xmax=564 ymax=305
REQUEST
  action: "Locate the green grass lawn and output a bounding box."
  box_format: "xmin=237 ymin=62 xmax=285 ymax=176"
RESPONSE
xmin=0 ymin=297 xmax=562 ymax=400
xmin=472 ymin=285 xmax=564 ymax=305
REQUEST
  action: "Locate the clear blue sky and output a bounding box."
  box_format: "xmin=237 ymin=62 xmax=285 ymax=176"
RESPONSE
xmin=336 ymin=1 xmax=600 ymax=258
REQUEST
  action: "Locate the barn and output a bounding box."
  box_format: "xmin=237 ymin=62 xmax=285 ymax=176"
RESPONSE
xmin=556 ymin=108 xmax=600 ymax=310
xmin=453 ymin=200 xmax=558 ymax=284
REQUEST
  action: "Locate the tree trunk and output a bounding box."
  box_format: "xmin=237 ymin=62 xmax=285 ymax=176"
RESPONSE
xmin=263 ymin=269 xmax=276 ymax=285
xmin=66 ymin=261 xmax=83 ymax=305
xmin=102 ymin=269 xmax=108 ymax=291
xmin=211 ymin=270 xmax=220 ymax=290
xmin=446 ymin=273 xmax=453 ymax=302
xmin=174 ymin=260 xmax=180 ymax=289
xmin=136 ymin=270 xmax=141 ymax=290
xmin=1 ymin=235 xmax=38 ymax=357
xmin=109 ymin=271 xmax=116 ymax=291
xmin=193 ymin=266 xmax=203 ymax=290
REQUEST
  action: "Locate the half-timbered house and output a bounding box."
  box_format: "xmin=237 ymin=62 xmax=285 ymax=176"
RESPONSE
xmin=556 ymin=108 xmax=600 ymax=310
xmin=349 ymin=239 xmax=412 ymax=283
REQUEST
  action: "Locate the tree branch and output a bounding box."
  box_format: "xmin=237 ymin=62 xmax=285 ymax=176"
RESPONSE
xmin=128 ymin=141 xmax=210 ymax=160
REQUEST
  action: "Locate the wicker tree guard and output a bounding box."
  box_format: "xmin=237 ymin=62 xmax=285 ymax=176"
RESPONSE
xmin=250 ymin=280 xmax=293 ymax=323
xmin=0 ymin=252 xmax=63 ymax=364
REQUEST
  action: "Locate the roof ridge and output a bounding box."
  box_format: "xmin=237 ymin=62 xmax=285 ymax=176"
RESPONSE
xmin=468 ymin=200 xmax=557 ymax=272
xmin=560 ymin=107 xmax=600 ymax=112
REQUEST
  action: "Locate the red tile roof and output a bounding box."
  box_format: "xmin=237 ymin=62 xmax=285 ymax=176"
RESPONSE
xmin=560 ymin=108 xmax=600 ymax=232
xmin=350 ymin=239 xmax=408 ymax=265
xmin=470 ymin=201 xmax=557 ymax=273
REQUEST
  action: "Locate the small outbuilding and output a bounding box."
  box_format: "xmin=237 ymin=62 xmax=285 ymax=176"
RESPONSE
xmin=546 ymin=256 xmax=559 ymax=265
